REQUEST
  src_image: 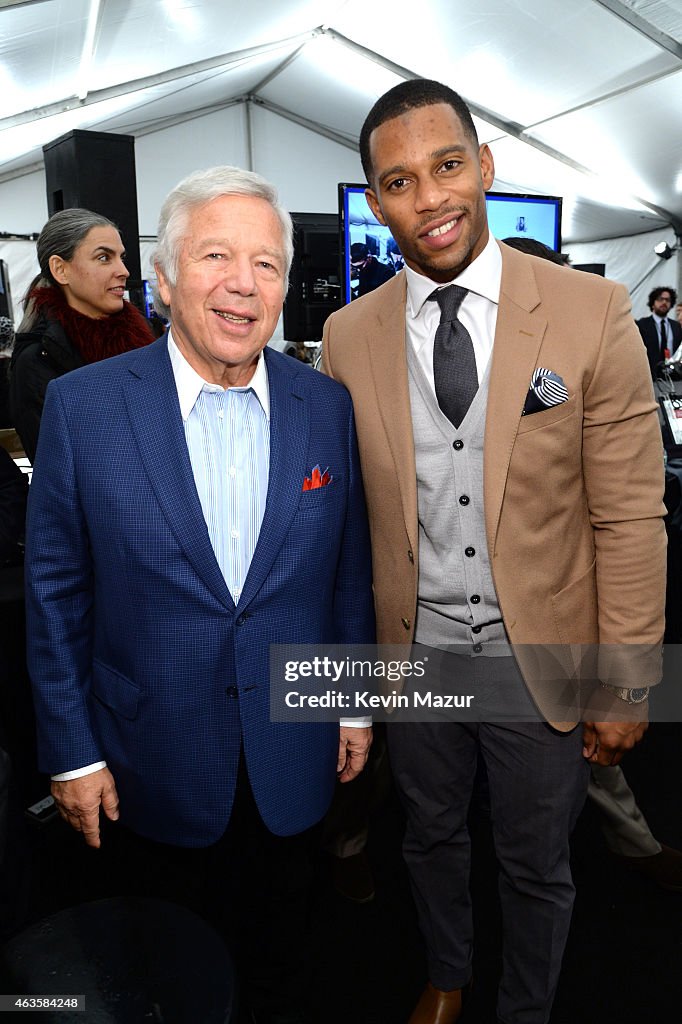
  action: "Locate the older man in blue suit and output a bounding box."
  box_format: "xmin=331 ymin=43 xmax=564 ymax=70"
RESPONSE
xmin=25 ymin=166 xmax=374 ymax=1024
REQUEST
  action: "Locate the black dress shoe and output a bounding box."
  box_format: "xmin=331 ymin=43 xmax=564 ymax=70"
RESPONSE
xmin=331 ymin=850 xmax=375 ymax=903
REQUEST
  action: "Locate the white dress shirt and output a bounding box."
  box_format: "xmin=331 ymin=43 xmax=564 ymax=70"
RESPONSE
xmin=405 ymin=232 xmax=502 ymax=392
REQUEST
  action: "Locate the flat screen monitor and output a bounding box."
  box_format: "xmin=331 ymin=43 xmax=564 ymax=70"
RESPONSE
xmin=339 ymin=184 xmax=402 ymax=305
xmin=338 ymin=184 xmax=563 ymax=304
xmin=485 ymin=192 xmax=562 ymax=252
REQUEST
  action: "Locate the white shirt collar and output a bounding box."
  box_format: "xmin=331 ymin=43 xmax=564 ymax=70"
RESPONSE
xmin=167 ymin=329 xmax=270 ymax=422
xmin=406 ymin=232 xmax=502 ymax=320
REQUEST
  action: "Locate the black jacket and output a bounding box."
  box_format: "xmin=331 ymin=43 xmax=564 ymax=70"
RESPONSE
xmin=0 ymin=447 xmax=27 ymax=563
xmin=9 ymin=315 xmax=84 ymax=464
xmin=636 ymin=315 xmax=682 ymax=378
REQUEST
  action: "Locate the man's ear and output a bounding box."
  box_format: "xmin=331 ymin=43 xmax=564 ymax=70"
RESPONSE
xmin=365 ymin=187 xmax=387 ymax=227
xmin=479 ymin=144 xmax=495 ymax=190
xmin=48 ymin=254 xmax=69 ymax=286
xmin=154 ymin=263 xmax=172 ymax=307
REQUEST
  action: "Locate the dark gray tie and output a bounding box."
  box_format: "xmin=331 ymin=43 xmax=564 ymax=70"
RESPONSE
xmin=431 ymin=285 xmax=478 ymax=428
xmin=661 ymin=318 xmax=668 ymax=354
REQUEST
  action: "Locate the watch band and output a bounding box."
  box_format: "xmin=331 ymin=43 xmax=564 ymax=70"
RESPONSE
xmin=600 ymin=682 xmax=650 ymax=704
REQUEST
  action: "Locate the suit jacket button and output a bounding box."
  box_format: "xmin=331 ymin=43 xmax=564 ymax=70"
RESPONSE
xmin=225 ymin=686 xmax=238 ymax=698
xmin=408 ymin=550 xmax=414 ymax=563
xmin=401 ymin=617 xmax=411 ymax=630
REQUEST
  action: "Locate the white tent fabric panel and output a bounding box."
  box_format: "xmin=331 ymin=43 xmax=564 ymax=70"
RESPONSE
xmin=569 ymin=227 xmax=680 ymax=319
xmin=135 ymin=106 xmax=251 ymax=234
xmin=249 ymin=105 xmax=364 ymax=214
xmin=531 ymin=70 xmax=682 ymax=220
xmin=0 ymin=0 xmax=680 ymax=246
xmin=330 ymin=0 xmax=675 ymax=125
xmin=0 ymin=169 xmax=48 ymax=236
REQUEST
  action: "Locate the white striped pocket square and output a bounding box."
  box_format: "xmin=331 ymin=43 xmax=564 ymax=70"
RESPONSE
xmin=522 ymin=368 xmax=569 ymax=416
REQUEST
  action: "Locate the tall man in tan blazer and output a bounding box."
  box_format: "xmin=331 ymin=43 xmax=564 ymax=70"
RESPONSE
xmin=322 ymin=79 xmax=666 ymax=1024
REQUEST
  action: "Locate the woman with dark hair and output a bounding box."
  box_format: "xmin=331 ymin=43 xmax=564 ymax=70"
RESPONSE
xmin=10 ymin=208 xmax=153 ymax=462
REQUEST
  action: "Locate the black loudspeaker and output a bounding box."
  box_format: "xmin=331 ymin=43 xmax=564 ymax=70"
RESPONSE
xmin=42 ymin=130 xmax=143 ymax=306
xmin=283 ymin=213 xmax=341 ymax=343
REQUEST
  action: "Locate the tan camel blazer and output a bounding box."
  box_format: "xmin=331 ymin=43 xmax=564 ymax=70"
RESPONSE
xmin=322 ymin=241 xmax=667 ymax=727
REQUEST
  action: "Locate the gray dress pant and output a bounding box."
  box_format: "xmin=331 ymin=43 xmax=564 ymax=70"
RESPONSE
xmin=388 ymin=696 xmax=589 ymax=1024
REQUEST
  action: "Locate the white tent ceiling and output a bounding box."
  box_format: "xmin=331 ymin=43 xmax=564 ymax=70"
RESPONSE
xmin=0 ymin=0 xmax=681 ymax=244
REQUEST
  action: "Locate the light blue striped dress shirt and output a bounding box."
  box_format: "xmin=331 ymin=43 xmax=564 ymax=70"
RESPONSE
xmin=168 ymin=331 xmax=270 ymax=604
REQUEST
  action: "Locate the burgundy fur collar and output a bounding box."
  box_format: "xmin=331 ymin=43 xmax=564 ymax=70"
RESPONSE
xmin=30 ymin=284 xmax=153 ymax=365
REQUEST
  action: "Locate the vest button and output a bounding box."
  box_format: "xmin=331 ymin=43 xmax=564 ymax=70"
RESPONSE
xmin=401 ymin=617 xmax=411 ymax=630
xmin=472 ymin=643 xmax=483 ymax=654
xmin=465 ymin=546 xmax=476 ymax=557
xmin=471 ymin=594 xmax=481 ymax=604
xmin=472 ymin=625 xmax=482 ymax=634
xmin=453 ymin=439 xmax=464 ymax=451
xmin=459 ymin=495 xmax=470 ymax=506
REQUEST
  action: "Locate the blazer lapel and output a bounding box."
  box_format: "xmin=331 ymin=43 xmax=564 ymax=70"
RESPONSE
xmin=484 ymin=245 xmax=546 ymax=553
xmin=237 ymin=349 xmax=309 ymax=609
xmin=122 ymin=338 xmax=234 ymax=612
xmin=366 ymin=273 xmax=419 ymax=554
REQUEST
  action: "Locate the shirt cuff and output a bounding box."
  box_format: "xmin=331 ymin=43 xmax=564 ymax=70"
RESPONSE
xmin=52 ymin=761 xmax=107 ymax=781
xmin=339 ymin=717 xmax=372 ymax=728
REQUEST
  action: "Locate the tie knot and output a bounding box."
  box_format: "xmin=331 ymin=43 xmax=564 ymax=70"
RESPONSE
xmin=430 ymin=284 xmax=468 ymax=322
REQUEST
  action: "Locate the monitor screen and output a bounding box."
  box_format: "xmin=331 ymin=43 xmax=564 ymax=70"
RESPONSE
xmin=338 ymin=184 xmax=402 ymax=305
xmin=338 ymin=185 xmax=563 ymax=305
xmin=485 ymin=192 xmax=562 ymax=252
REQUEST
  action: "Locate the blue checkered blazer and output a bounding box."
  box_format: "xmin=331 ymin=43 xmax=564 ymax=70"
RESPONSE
xmin=25 ymin=338 xmax=375 ymax=846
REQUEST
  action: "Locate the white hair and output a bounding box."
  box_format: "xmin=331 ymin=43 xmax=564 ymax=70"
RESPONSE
xmin=152 ymin=166 xmax=294 ymax=318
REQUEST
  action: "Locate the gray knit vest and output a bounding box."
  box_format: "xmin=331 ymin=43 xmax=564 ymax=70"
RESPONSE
xmin=406 ymin=342 xmax=508 ymax=653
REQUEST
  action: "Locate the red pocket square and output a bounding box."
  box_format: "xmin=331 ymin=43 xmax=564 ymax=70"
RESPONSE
xmin=302 ymin=465 xmax=332 ymax=491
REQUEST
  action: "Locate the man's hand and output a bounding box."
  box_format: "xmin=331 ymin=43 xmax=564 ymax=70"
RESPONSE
xmin=51 ymin=767 xmax=119 ymax=848
xmin=582 ymin=720 xmax=648 ymax=766
xmin=337 ymin=726 xmax=372 ymax=783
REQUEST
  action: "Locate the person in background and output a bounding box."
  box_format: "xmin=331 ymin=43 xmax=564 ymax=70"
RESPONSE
xmin=10 ymin=209 xmax=153 ymax=463
xmin=0 ymin=317 xmax=15 ymax=428
xmin=323 ymin=78 xmax=665 ymax=1024
xmin=25 ymin=166 xmax=374 ymax=1024
xmin=636 ymin=286 xmax=682 ymax=378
